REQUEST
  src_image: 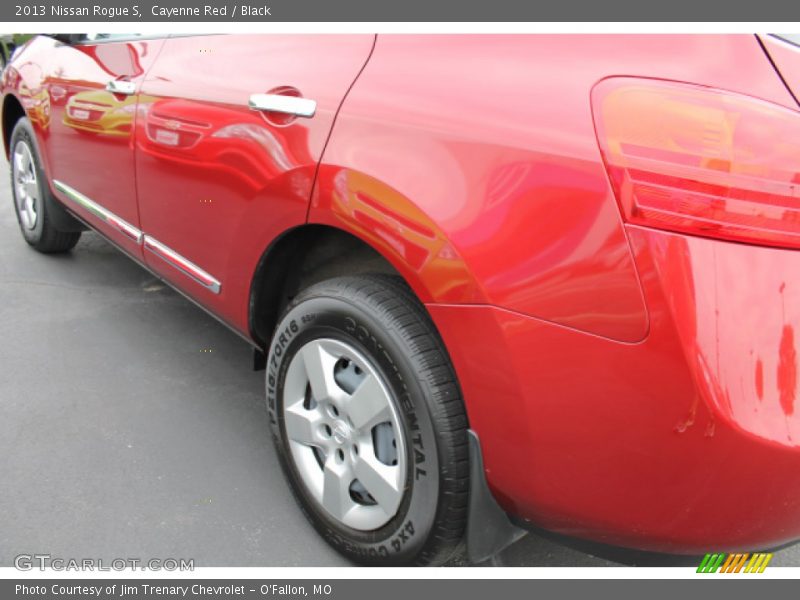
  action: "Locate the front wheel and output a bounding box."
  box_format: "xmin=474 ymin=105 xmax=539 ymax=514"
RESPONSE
xmin=266 ymin=275 xmax=469 ymax=565
xmin=9 ymin=117 xmax=81 ymax=253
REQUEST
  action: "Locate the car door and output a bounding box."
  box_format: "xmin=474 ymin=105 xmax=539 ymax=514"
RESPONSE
xmin=44 ymin=34 xmax=165 ymax=257
xmin=134 ymin=34 xmax=375 ymax=329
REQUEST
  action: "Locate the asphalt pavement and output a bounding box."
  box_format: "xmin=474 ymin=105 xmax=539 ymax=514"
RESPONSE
xmin=1 ymin=158 xmax=797 ymax=568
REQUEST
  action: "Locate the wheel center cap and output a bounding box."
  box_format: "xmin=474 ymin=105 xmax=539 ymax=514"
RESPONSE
xmin=332 ymin=420 xmax=351 ymax=445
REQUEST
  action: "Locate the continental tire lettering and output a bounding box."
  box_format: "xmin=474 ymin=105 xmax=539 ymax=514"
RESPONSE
xmin=345 ymin=316 xmax=356 ymax=335
xmin=407 ymin=410 xmax=419 ymax=431
xmin=344 ymin=316 xmax=427 ymax=478
xmin=398 ymin=391 xmax=414 ymax=414
xmin=412 ymin=428 xmax=427 ymax=478
xmin=344 ymin=316 xmax=384 ymax=357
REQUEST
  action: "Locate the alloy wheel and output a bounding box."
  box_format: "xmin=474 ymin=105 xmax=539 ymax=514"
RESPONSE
xmin=281 ymin=338 xmax=407 ymax=531
xmin=12 ymin=140 xmax=39 ymax=231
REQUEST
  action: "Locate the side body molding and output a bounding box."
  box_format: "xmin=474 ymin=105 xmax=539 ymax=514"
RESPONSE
xmin=53 ymin=180 xmax=221 ymax=295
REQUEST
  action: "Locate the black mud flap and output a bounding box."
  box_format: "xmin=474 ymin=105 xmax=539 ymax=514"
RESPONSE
xmin=45 ymin=185 xmax=85 ymax=233
xmin=466 ymin=430 xmax=528 ymax=564
xmin=253 ymin=347 xmax=267 ymax=371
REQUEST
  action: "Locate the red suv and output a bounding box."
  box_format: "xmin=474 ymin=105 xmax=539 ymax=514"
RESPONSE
xmin=4 ymin=33 xmax=800 ymax=566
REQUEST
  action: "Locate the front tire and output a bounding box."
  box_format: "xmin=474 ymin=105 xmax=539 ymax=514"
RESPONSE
xmin=9 ymin=117 xmax=81 ymax=253
xmin=266 ymin=275 xmax=469 ymax=565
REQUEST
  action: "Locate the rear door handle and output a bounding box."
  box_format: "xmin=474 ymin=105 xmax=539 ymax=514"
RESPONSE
xmin=248 ymin=93 xmax=316 ymax=118
xmin=105 ymin=80 xmax=136 ymax=96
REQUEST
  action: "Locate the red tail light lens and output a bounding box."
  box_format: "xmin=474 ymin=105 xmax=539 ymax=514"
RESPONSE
xmin=592 ymin=77 xmax=800 ymax=249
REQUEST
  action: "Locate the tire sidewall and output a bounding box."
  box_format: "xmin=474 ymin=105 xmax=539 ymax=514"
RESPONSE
xmin=266 ymin=294 xmax=441 ymax=565
xmin=9 ymin=118 xmax=46 ymax=245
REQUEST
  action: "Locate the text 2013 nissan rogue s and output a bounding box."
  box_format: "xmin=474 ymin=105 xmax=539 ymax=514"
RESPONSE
xmin=4 ymin=33 xmax=800 ymax=565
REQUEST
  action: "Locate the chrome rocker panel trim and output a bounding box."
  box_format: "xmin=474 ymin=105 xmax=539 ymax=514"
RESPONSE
xmin=52 ymin=179 xmax=221 ymax=294
xmin=143 ymin=235 xmax=221 ymax=295
xmin=53 ymin=179 xmax=143 ymax=244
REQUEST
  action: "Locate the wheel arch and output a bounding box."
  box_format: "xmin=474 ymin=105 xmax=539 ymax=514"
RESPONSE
xmin=2 ymin=92 xmax=85 ymax=234
xmin=247 ymin=210 xmax=484 ymax=351
xmin=2 ymin=92 xmax=25 ymax=158
xmin=249 ymin=224 xmax=406 ymax=349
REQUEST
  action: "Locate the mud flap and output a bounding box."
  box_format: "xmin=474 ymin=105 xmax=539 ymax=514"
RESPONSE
xmin=253 ymin=347 xmax=267 ymax=371
xmin=46 ymin=194 xmax=86 ymax=232
xmin=466 ymin=430 xmax=528 ymax=564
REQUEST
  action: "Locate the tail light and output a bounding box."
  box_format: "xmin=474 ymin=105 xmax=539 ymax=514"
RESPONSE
xmin=592 ymin=77 xmax=800 ymax=249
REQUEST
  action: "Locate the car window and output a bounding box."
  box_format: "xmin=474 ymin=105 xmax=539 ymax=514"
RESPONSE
xmin=773 ymin=34 xmax=800 ymax=47
xmin=82 ymin=34 xmax=145 ymax=43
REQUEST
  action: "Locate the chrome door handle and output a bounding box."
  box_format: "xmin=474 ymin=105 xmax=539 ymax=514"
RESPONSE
xmin=248 ymin=94 xmax=316 ymax=118
xmin=105 ymin=80 xmax=136 ymax=96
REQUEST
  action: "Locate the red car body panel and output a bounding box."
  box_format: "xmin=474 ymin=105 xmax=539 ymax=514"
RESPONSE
xmin=133 ymin=34 xmax=376 ymax=329
xmin=760 ymin=35 xmax=800 ymax=104
xmin=313 ymin=35 xmax=655 ymax=342
xmin=4 ymin=33 xmax=800 ymax=553
xmin=431 ymin=226 xmax=800 ymax=552
xmin=37 ymin=37 xmax=163 ymax=259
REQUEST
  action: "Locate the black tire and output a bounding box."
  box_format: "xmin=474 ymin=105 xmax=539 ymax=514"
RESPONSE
xmin=266 ymin=275 xmax=469 ymax=565
xmin=9 ymin=117 xmax=81 ymax=253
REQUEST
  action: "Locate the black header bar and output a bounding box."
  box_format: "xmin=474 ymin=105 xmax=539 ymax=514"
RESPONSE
xmin=3 ymin=0 xmax=800 ymax=22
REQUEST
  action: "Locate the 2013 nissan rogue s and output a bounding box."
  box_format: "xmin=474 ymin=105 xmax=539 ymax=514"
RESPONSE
xmin=4 ymin=33 xmax=800 ymax=565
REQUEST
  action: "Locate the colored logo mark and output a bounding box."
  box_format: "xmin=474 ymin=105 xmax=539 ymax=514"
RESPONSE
xmin=697 ymin=553 xmax=772 ymax=573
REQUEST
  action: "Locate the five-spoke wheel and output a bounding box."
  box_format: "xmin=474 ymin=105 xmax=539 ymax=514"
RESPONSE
xmin=267 ymin=275 xmax=469 ymax=565
xmin=12 ymin=140 xmax=39 ymax=231
xmin=283 ymin=338 xmax=406 ymax=530
xmin=9 ymin=117 xmax=81 ymax=253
